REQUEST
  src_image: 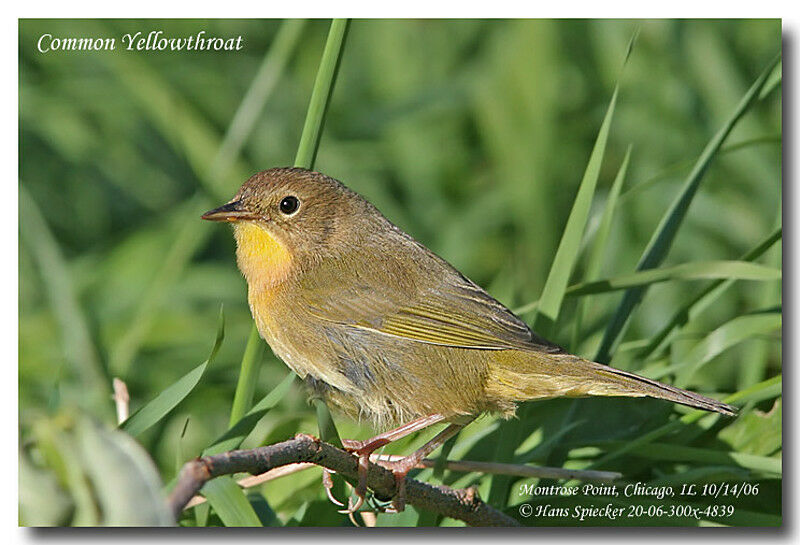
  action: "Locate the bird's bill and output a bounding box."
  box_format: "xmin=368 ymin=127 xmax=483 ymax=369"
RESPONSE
xmin=201 ymin=201 xmax=259 ymax=222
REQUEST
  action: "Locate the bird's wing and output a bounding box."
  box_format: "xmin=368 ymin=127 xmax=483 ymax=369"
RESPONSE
xmin=298 ymin=244 xmax=563 ymax=353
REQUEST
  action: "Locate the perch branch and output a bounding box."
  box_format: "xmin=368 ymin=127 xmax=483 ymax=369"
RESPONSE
xmin=181 ymin=453 xmax=620 ymax=510
xmin=372 ymin=454 xmax=621 ymax=481
xmin=168 ymin=433 xmax=519 ymax=527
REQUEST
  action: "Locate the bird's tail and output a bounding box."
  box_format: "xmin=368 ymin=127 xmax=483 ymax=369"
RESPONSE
xmin=487 ymin=351 xmax=737 ymax=417
xmin=586 ymin=361 xmax=737 ymax=416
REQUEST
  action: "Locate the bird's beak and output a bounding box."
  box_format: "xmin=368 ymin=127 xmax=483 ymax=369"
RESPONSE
xmin=201 ymin=201 xmax=259 ymax=222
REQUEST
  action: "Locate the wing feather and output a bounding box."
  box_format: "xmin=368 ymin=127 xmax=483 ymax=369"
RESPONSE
xmin=298 ymin=232 xmax=563 ymax=354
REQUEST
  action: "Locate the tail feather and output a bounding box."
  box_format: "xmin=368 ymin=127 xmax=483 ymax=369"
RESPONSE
xmin=487 ymin=351 xmax=738 ymax=417
xmin=589 ymin=362 xmax=737 ymax=416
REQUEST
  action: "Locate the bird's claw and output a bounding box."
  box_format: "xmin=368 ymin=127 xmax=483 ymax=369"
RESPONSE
xmin=322 ymin=468 xmax=345 ymax=507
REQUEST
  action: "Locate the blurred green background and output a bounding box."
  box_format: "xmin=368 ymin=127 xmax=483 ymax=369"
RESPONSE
xmin=19 ymin=19 xmax=781 ymax=526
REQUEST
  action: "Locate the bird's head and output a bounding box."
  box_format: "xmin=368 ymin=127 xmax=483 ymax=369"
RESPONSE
xmin=203 ymin=167 xmax=372 ymax=288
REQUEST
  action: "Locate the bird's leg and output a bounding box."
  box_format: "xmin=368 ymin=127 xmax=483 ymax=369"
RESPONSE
xmin=337 ymin=413 xmax=446 ymax=513
xmin=375 ymin=421 xmax=467 ymax=513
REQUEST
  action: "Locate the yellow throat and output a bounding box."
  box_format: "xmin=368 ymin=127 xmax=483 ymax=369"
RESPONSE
xmin=233 ymin=222 xmax=294 ymax=291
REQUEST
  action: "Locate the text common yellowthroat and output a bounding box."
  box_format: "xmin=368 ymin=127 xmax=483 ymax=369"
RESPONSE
xmin=203 ymin=167 xmax=735 ymax=511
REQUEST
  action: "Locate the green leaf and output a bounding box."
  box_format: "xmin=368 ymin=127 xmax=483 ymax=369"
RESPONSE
xmin=515 ymin=260 xmax=780 ymax=315
xmin=492 ymin=31 xmax=634 ymax=509
xmin=637 ymin=227 xmax=782 ymax=360
xmin=565 ymin=261 xmax=780 ymax=297
xmin=120 ymin=308 xmax=224 ymax=437
xmin=759 ymin=61 xmax=782 ymax=100
xmin=534 ymin=86 xmax=619 ymax=324
xmin=77 ymin=418 xmax=173 ymax=526
xmin=598 ymin=441 xmax=781 ymax=475
xmin=19 ymin=450 xmax=72 ymax=526
xmin=311 ymin=395 xmax=343 ymax=448
xmin=19 ymin=186 xmax=109 ymax=415
xmin=573 ymin=146 xmax=632 ymax=349
xmin=594 ymin=53 xmax=782 ymax=363
xmin=229 ymin=325 xmax=266 ymax=427
xmin=294 ymin=19 xmax=350 ymax=170
xmin=202 ymin=476 xmax=262 ymax=527
xmin=204 ymin=373 xmax=296 ymax=456
xmin=618 ymin=135 xmax=781 ymax=206
xmin=585 ymin=375 xmax=781 ymax=470
xmin=719 ymin=399 xmax=781 ymax=457
xmin=673 ymin=311 xmax=782 ymax=387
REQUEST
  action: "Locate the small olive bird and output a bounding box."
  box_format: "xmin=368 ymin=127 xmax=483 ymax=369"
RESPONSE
xmin=203 ymin=168 xmax=736 ymax=512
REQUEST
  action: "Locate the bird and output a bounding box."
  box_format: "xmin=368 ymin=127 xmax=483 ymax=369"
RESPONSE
xmin=202 ymin=167 xmax=736 ymax=512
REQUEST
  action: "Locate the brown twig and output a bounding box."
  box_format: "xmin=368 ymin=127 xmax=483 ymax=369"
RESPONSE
xmin=184 ymin=463 xmax=315 ymax=509
xmin=181 ymin=452 xmax=620 ymax=510
xmin=168 ymin=433 xmax=519 ymax=527
xmin=372 ymin=454 xmax=622 ymax=482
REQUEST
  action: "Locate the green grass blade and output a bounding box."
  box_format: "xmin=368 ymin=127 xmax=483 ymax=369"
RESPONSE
xmin=585 ymin=375 xmax=781 ymax=471
xmin=210 ymin=19 xmax=306 ymax=179
xmin=673 ymin=311 xmax=781 ymax=388
xmin=618 ymin=135 xmax=781 ymax=205
xmin=311 ymin=396 xmax=342 ymax=448
xmin=638 ymin=227 xmax=782 ymax=360
xmin=515 ymin=259 xmax=780 ymax=315
xmin=228 ymin=325 xmax=266 ymax=428
xmin=205 ymin=373 xmax=296 ymax=456
xmin=294 ymin=19 xmax=350 ymax=170
xmin=490 ymin=33 xmax=634 ymax=508
xmin=109 ymin=196 xmax=211 ymax=377
xmin=565 ymin=260 xmax=780 ymax=297
xmin=597 ymin=441 xmax=781 ymax=475
xmin=572 ymin=146 xmax=632 ymax=349
xmin=534 ymin=86 xmax=619 ymax=324
xmin=202 ymin=477 xmax=262 ymax=527
xmin=759 ymin=61 xmax=782 ymax=100
xmin=636 ymin=311 xmax=780 ymax=385
xmin=120 ymin=308 xmax=224 ymax=437
xmin=19 ymin=185 xmax=110 ymax=415
xmin=161 ymin=374 xmax=295 ymax=498
xmin=594 ymin=54 xmax=782 ymax=363
xmin=737 ymin=212 xmax=782 ymax=388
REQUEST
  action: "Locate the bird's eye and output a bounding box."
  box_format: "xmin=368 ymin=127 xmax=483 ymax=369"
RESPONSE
xmin=279 ymin=196 xmax=300 ymax=215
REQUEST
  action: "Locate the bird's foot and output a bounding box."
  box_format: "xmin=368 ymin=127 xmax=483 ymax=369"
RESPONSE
xmin=371 ymin=458 xmax=415 ymax=513
xmin=337 ymin=438 xmax=388 ymax=514
xmin=328 ymin=415 xmax=454 ymax=515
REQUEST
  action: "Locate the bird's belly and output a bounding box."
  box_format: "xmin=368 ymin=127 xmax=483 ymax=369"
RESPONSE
xmin=247 ymin=288 xmax=321 ymax=380
xmin=250 ymin=300 xmax=500 ymax=426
